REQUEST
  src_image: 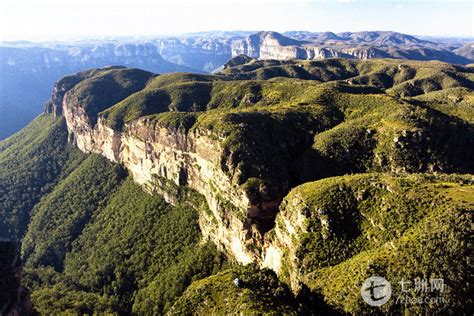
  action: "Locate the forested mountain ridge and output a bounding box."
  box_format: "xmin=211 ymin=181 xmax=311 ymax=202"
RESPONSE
xmin=0 ymin=57 xmax=473 ymax=314
xmin=2 ymin=30 xmax=472 ymax=141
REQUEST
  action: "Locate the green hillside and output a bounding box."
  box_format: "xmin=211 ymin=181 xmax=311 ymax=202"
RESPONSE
xmin=271 ymin=173 xmax=473 ymax=314
xmin=170 ymin=265 xmax=299 ymax=315
xmin=0 ymin=115 xmax=86 ymax=241
xmin=1 ymin=115 xmax=227 ymax=314
xmin=21 ymin=154 xmax=125 ymax=270
xmin=26 ymin=177 xmax=227 ymax=314
xmin=1 ymin=58 xmax=473 ymax=314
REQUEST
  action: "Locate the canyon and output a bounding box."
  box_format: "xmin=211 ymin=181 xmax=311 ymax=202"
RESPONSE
xmin=1 ymin=56 xmax=472 ymax=314
xmin=46 ymin=58 xmax=474 ymax=282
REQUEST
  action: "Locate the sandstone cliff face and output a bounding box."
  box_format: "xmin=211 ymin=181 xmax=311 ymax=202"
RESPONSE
xmin=231 ymin=33 xmax=355 ymax=61
xmin=232 ymin=31 xmax=304 ymax=60
xmin=232 ymin=38 xmax=391 ymax=61
xmin=231 ymin=31 xmax=417 ymax=61
xmin=58 ymin=86 xmax=270 ymax=264
xmin=261 ymin=194 xmax=308 ymax=292
xmin=232 ymin=32 xmax=312 ymax=60
xmin=49 ymin=60 xmax=474 ymax=298
xmin=340 ymin=47 xmax=389 ymax=59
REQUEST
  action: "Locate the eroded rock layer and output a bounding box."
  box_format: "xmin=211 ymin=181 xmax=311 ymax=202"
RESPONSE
xmin=47 ymin=59 xmax=474 ymax=270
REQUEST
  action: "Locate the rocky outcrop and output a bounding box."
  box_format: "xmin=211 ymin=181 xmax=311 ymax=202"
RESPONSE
xmin=454 ymin=43 xmax=474 ymax=61
xmin=261 ymin=172 xmax=474 ymax=315
xmin=232 ymin=32 xmax=308 ymax=60
xmin=57 ymin=81 xmax=274 ymax=265
xmin=261 ymin=194 xmax=308 ymax=292
xmin=231 ymin=31 xmax=472 ymax=64
xmin=231 ymin=32 xmax=387 ymax=61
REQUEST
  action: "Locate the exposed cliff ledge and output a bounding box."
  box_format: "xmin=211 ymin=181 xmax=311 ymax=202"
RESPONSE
xmin=64 ymin=107 xmax=262 ymax=263
xmin=231 ymin=32 xmax=393 ymax=61
xmin=46 ymin=60 xmax=474 ymax=272
xmin=261 ymin=173 xmax=473 ymax=313
xmin=55 ymin=67 xmax=298 ymax=264
xmin=230 ymin=31 xmax=472 ymax=65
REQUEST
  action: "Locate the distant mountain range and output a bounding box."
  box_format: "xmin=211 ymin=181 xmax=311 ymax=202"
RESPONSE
xmin=232 ymin=31 xmax=473 ymax=64
xmin=1 ymin=30 xmax=473 ymax=140
xmin=454 ymin=42 xmax=474 ymax=61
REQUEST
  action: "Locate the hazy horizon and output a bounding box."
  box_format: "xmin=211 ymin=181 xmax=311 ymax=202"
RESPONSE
xmin=1 ymin=0 xmax=472 ymax=42
xmin=1 ymin=30 xmax=474 ymax=45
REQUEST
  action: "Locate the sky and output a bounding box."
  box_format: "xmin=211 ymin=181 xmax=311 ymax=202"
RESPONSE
xmin=0 ymin=0 xmax=472 ymax=41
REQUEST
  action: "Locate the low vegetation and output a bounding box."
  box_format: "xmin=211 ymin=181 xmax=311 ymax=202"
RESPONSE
xmin=170 ymin=265 xmax=299 ymax=315
xmin=273 ymin=173 xmax=473 ymax=314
